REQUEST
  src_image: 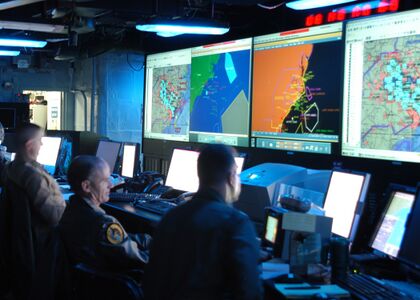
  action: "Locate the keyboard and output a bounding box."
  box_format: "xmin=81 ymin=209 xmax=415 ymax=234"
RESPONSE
xmin=336 ymin=273 xmax=412 ymax=299
xmin=383 ymin=279 xmax=420 ymax=299
xmin=109 ymin=192 xmax=160 ymax=203
xmin=134 ymin=199 xmax=177 ymax=215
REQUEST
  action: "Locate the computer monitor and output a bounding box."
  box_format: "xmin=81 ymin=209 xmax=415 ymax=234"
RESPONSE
xmin=251 ymin=23 xmax=342 ymax=155
xmin=261 ymin=207 xmax=286 ymax=257
xmin=264 ymin=211 xmax=280 ymax=245
xmin=322 ymin=169 xmax=371 ymax=241
xmin=143 ymin=48 xmax=191 ymax=142
xmin=165 ymin=148 xmax=245 ymax=193
xmin=399 ymin=184 xmax=420 ymax=269
xmin=189 ymin=38 xmax=253 ymax=147
xmin=0 ymin=102 xmax=29 ymax=130
xmin=0 ymin=108 xmax=16 ymax=129
xmin=37 ymin=136 xmax=62 ymax=176
xmin=370 ymin=184 xmax=416 ymax=259
xmin=95 ymin=140 xmax=121 ymax=173
xmin=121 ymin=143 xmax=139 ymax=178
xmin=341 ymin=9 xmax=420 ymax=163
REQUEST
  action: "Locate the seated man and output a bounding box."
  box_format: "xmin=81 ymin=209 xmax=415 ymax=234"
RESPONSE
xmin=59 ymin=155 xmax=149 ymax=272
xmin=1 ymin=123 xmax=66 ymax=223
xmin=144 ymin=144 xmax=263 ymax=300
xmin=0 ymin=123 xmax=66 ymax=299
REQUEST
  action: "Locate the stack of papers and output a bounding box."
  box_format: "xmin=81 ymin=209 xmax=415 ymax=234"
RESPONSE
xmin=260 ymin=259 xmax=289 ymax=280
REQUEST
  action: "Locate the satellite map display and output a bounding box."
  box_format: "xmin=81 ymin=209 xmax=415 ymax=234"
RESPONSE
xmin=150 ymin=64 xmax=191 ymax=136
xmin=361 ymin=35 xmax=420 ymax=153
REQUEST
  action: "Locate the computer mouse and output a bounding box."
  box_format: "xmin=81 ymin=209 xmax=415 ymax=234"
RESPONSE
xmin=274 ymin=273 xmax=304 ymax=283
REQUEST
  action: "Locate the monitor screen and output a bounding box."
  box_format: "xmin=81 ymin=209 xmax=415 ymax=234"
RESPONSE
xmin=371 ymin=188 xmax=416 ymax=259
xmin=341 ymin=9 xmax=420 ymax=163
xmin=0 ymin=108 xmax=16 ymax=129
xmin=165 ymin=148 xmax=245 ymax=192
xmin=121 ymin=144 xmax=137 ymax=178
xmin=189 ymin=38 xmax=253 ymax=147
xmin=95 ymin=140 xmax=121 ymax=173
xmin=251 ymin=23 xmax=342 ymax=155
xmin=37 ymin=136 xmax=62 ymax=176
xmin=264 ymin=215 xmax=279 ymax=244
xmin=144 ymin=48 xmax=191 ymax=142
xmin=323 ymin=170 xmax=371 ymax=240
xmin=399 ymin=185 xmax=420 ymax=268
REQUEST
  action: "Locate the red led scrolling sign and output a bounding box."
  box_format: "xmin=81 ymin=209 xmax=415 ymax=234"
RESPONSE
xmin=305 ymin=0 xmax=400 ymax=27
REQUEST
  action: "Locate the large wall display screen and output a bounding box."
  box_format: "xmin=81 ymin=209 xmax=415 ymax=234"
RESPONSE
xmin=252 ymin=23 xmax=342 ymax=155
xmin=189 ymin=38 xmax=253 ymax=147
xmin=144 ymin=49 xmax=191 ymax=142
xmin=342 ymin=9 xmax=420 ymax=163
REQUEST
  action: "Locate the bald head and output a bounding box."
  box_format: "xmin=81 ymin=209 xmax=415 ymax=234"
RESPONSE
xmin=67 ymin=155 xmax=108 ymax=194
xmin=197 ymin=144 xmax=237 ymax=187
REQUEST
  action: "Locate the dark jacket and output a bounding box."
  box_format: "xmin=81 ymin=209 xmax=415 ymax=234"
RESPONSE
xmin=59 ymin=194 xmax=149 ymax=272
xmin=143 ymin=188 xmax=263 ymax=300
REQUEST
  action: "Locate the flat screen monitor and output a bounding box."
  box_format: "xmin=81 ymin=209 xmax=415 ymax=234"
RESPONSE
xmin=264 ymin=214 xmax=280 ymax=245
xmin=370 ymin=185 xmax=416 ymax=259
xmin=0 ymin=108 xmax=16 ymax=129
xmin=165 ymin=148 xmax=245 ymax=192
xmin=189 ymin=38 xmax=253 ymax=147
xmin=323 ymin=169 xmax=371 ymax=241
xmin=121 ymin=143 xmax=139 ymax=178
xmin=262 ymin=207 xmax=288 ymax=257
xmin=341 ymin=9 xmax=420 ymax=163
xmin=144 ymin=48 xmax=192 ymax=142
xmin=251 ymin=23 xmax=342 ymax=155
xmin=37 ymin=136 xmax=62 ymax=176
xmin=399 ymin=184 xmax=420 ymax=269
xmin=0 ymin=102 xmax=29 ymax=130
xmin=95 ymin=140 xmax=121 ymax=173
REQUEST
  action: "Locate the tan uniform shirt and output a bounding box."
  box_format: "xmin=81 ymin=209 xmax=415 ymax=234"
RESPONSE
xmin=3 ymin=157 xmax=66 ymax=225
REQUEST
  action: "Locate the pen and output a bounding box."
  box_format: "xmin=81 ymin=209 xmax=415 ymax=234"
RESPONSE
xmin=284 ymin=286 xmax=321 ymax=290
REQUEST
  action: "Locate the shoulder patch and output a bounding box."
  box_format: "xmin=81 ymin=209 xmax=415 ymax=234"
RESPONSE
xmin=106 ymin=223 xmax=125 ymax=244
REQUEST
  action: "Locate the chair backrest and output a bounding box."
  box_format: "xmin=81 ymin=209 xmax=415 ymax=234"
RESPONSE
xmin=0 ymin=178 xmax=35 ymax=300
xmin=73 ymin=263 xmax=144 ymax=300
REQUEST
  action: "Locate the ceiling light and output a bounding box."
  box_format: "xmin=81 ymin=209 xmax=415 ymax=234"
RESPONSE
xmin=0 ymin=38 xmax=47 ymax=48
xmin=156 ymin=32 xmax=183 ymax=37
xmin=286 ymin=0 xmax=357 ymax=10
xmin=0 ymin=0 xmax=44 ymax=11
xmin=0 ymin=20 xmax=67 ymax=34
xmin=136 ymin=19 xmax=229 ymax=36
xmin=0 ymin=50 xmax=20 ymax=56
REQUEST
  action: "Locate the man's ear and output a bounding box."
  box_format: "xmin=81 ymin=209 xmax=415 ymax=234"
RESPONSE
xmin=81 ymin=180 xmax=91 ymax=194
xmin=24 ymin=138 xmax=34 ymax=151
xmin=226 ymin=170 xmax=235 ymax=187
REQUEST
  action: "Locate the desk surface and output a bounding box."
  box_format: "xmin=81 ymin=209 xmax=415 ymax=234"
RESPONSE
xmin=102 ymin=201 xmax=162 ymax=233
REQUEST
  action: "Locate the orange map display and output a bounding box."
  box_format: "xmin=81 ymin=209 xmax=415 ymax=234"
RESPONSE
xmin=252 ymin=44 xmax=313 ymax=133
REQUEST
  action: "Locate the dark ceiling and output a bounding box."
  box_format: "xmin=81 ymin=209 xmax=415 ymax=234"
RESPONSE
xmin=0 ymin=0 xmax=417 ymax=60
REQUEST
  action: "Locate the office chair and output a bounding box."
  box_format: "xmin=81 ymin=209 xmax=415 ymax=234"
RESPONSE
xmin=73 ymin=263 xmax=144 ymax=300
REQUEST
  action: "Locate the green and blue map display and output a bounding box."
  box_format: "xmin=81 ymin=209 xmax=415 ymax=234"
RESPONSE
xmin=190 ymin=50 xmax=251 ymax=135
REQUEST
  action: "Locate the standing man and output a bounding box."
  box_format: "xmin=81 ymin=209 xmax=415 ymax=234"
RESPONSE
xmin=59 ymin=155 xmax=149 ymax=272
xmin=0 ymin=123 xmax=66 ymax=299
xmin=144 ymin=144 xmax=262 ymax=300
